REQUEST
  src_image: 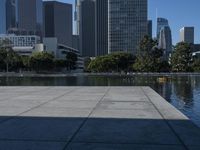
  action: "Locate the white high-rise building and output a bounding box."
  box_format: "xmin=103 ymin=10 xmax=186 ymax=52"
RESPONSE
xmin=180 ymin=27 xmax=194 ymax=44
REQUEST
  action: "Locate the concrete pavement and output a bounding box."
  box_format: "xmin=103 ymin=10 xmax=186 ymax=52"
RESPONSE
xmin=0 ymin=86 xmax=199 ymax=150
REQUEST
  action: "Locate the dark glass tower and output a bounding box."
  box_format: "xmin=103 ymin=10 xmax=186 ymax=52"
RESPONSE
xmin=158 ymin=26 xmax=172 ymax=60
xmin=79 ymin=0 xmax=95 ymax=57
xmin=148 ymin=20 xmax=153 ymax=38
xmin=16 ymin=0 xmax=43 ymax=36
xmin=0 ymin=0 xmax=6 ymax=34
xmin=108 ymin=0 xmax=148 ymax=54
xmin=6 ymin=0 xmax=17 ymax=31
xmin=0 ymin=0 xmax=17 ymax=34
xmin=95 ymin=0 xmax=108 ymax=56
xmin=44 ymin=1 xmax=73 ymax=46
xmin=157 ymin=18 xmax=169 ymax=39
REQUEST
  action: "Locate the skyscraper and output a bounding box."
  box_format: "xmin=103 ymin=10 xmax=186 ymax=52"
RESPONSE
xmin=6 ymin=0 xmax=17 ymax=31
xmin=95 ymin=0 xmax=108 ymax=56
xmin=44 ymin=1 xmax=73 ymax=46
xmin=158 ymin=26 xmax=172 ymax=60
xmin=78 ymin=0 xmax=96 ymax=57
xmin=180 ymin=27 xmax=194 ymax=44
xmin=108 ymin=0 xmax=148 ymax=54
xmin=0 ymin=0 xmax=6 ymax=34
xmin=17 ymin=0 xmax=43 ymax=36
xmin=157 ymin=18 xmax=169 ymax=39
xmin=157 ymin=17 xmax=172 ymax=60
xmin=148 ymin=20 xmax=152 ymax=38
xmin=0 ymin=0 xmax=17 ymax=34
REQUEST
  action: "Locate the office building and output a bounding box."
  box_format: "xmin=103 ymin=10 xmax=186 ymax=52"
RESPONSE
xmin=1 ymin=0 xmax=43 ymax=36
xmin=180 ymin=27 xmax=194 ymax=44
xmin=158 ymin=26 xmax=172 ymax=60
xmin=0 ymin=34 xmax=40 ymax=47
xmin=78 ymin=0 xmax=96 ymax=57
xmin=0 ymin=0 xmax=17 ymax=34
xmin=0 ymin=0 xmax=6 ymax=34
xmin=157 ymin=18 xmax=169 ymax=39
xmin=43 ymin=37 xmax=84 ymax=69
xmin=44 ymin=1 xmax=73 ymax=47
xmin=72 ymin=35 xmax=79 ymax=50
xmin=108 ymin=0 xmax=148 ymax=54
xmin=95 ymin=0 xmax=108 ymax=56
xmin=0 ymin=34 xmax=41 ymax=56
xmin=15 ymin=0 xmax=43 ymax=37
xmin=148 ymin=20 xmax=152 ymax=38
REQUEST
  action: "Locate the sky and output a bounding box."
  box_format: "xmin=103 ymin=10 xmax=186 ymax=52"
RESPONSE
xmin=54 ymin=0 xmax=200 ymax=45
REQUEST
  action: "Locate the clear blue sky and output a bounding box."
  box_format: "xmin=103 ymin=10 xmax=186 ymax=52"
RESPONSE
xmin=54 ymin=0 xmax=200 ymax=45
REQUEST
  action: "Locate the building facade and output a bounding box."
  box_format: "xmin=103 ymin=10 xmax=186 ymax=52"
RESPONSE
xmin=0 ymin=0 xmax=17 ymax=34
xmin=148 ymin=20 xmax=152 ymax=38
xmin=44 ymin=1 xmax=73 ymax=47
xmin=180 ymin=27 xmax=194 ymax=44
xmin=158 ymin=26 xmax=172 ymax=60
xmin=0 ymin=34 xmax=40 ymax=47
xmin=15 ymin=0 xmax=43 ymax=37
xmin=157 ymin=18 xmax=169 ymax=39
xmin=0 ymin=0 xmax=6 ymax=34
xmin=0 ymin=0 xmax=43 ymax=37
xmin=108 ymin=0 xmax=147 ymax=54
xmin=95 ymin=0 xmax=108 ymax=56
xmin=0 ymin=34 xmax=41 ymax=56
xmin=78 ymin=0 xmax=96 ymax=57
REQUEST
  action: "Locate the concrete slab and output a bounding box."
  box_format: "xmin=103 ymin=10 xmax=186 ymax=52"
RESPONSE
xmin=0 ymin=117 xmax=84 ymax=141
xmin=73 ymin=118 xmax=181 ymax=145
xmin=66 ymin=143 xmax=186 ymax=150
xmin=0 ymin=141 xmax=66 ymax=150
xmin=0 ymin=86 xmax=199 ymax=150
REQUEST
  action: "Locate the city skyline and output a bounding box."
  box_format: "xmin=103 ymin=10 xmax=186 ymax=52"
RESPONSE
xmin=55 ymin=0 xmax=200 ymax=45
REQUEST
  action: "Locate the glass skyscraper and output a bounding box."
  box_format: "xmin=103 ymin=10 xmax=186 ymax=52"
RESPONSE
xmin=0 ymin=0 xmax=6 ymax=34
xmin=108 ymin=0 xmax=147 ymax=54
xmin=157 ymin=18 xmax=169 ymax=39
xmin=78 ymin=0 xmax=96 ymax=57
xmin=157 ymin=17 xmax=172 ymax=60
xmin=17 ymin=0 xmax=43 ymax=36
xmin=158 ymin=26 xmax=172 ymax=60
xmin=44 ymin=1 xmax=73 ymax=46
xmin=95 ymin=0 xmax=108 ymax=56
xmin=0 ymin=0 xmax=17 ymax=34
xmin=0 ymin=0 xmax=43 ymax=37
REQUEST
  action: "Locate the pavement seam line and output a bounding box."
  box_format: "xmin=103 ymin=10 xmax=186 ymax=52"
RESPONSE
xmin=141 ymin=87 xmax=189 ymax=150
xmin=62 ymin=87 xmax=111 ymax=150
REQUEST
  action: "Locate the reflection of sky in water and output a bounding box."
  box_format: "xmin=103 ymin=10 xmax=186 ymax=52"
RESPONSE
xmin=0 ymin=75 xmax=200 ymax=127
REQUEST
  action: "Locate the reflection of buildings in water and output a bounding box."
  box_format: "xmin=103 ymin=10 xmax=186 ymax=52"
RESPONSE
xmin=153 ymin=81 xmax=172 ymax=103
xmin=173 ymin=76 xmax=194 ymax=106
xmin=192 ymin=76 xmax=200 ymax=90
xmin=161 ymin=82 xmax=172 ymax=102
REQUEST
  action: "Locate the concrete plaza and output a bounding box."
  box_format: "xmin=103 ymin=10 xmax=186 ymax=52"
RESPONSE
xmin=0 ymin=86 xmax=199 ymax=150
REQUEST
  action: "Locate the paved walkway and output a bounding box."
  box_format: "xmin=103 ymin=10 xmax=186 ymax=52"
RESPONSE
xmin=0 ymin=86 xmax=199 ymax=150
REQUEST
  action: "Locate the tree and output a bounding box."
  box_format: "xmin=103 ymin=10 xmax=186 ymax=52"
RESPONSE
xmin=54 ymin=59 xmax=67 ymax=70
xmin=30 ymin=51 xmax=54 ymax=72
xmin=133 ymin=36 xmax=165 ymax=72
xmin=192 ymin=58 xmax=200 ymax=72
xmin=87 ymin=52 xmax=135 ymax=73
xmin=171 ymin=42 xmax=192 ymax=72
xmin=84 ymin=57 xmax=91 ymax=72
xmin=0 ymin=48 xmax=7 ymax=71
xmin=0 ymin=39 xmax=22 ymax=72
xmin=66 ymin=52 xmax=78 ymax=70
